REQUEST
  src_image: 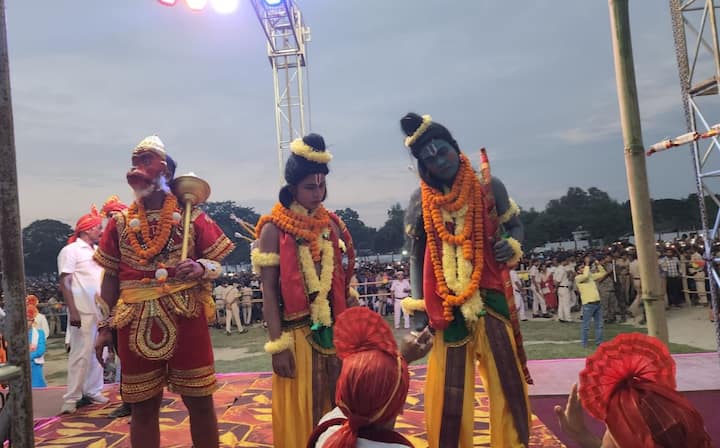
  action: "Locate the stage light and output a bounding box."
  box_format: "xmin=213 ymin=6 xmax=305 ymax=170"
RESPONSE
xmin=186 ymin=0 xmax=208 ymax=11
xmin=264 ymin=0 xmax=284 ymax=6
xmin=211 ymin=0 xmax=239 ymax=14
xmin=158 ymin=0 xmax=178 ymax=5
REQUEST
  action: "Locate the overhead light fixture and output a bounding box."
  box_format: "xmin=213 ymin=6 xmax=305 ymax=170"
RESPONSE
xmin=211 ymin=0 xmax=239 ymax=14
xmin=186 ymin=0 xmax=208 ymax=11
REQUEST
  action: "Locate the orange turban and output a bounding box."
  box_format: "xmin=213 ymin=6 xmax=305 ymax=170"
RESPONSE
xmin=101 ymin=195 xmax=127 ymax=218
xmin=26 ymin=296 xmax=38 ymax=321
xmin=579 ymin=333 xmax=711 ymax=448
xmin=67 ymin=205 xmax=102 ymax=244
xmin=323 ymin=307 xmax=411 ymax=448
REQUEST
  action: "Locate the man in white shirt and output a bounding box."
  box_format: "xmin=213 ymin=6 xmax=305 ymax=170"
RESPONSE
xmin=389 ymin=271 xmax=411 ymax=329
xmin=553 ymin=256 xmax=574 ymax=322
xmin=57 ymin=207 xmax=107 ymax=414
xmin=509 ymin=269 xmax=527 ymax=321
xmin=213 ymin=282 xmax=228 ymax=327
xmin=223 ymin=283 xmax=247 ymax=335
xmin=529 ymin=259 xmax=549 ymax=318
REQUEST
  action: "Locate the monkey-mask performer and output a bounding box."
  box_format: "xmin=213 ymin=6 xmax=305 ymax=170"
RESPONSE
xmin=94 ymin=135 xmax=234 ymax=448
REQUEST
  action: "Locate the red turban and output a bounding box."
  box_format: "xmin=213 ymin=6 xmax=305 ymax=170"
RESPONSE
xmin=323 ymin=307 xmax=411 ymax=448
xmin=68 ymin=205 xmax=102 ymax=244
xmin=579 ymin=333 xmax=711 ymax=448
xmin=101 ymin=195 xmax=127 ymax=218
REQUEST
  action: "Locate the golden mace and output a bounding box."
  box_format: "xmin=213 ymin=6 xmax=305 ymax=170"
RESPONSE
xmin=172 ymin=172 xmax=211 ymax=260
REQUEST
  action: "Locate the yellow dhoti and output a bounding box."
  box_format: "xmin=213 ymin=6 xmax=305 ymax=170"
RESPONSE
xmin=425 ymin=315 xmax=531 ymax=448
xmin=272 ymin=326 xmax=334 ymax=448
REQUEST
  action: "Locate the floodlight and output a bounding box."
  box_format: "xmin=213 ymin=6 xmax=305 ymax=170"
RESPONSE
xmin=186 ymin=0 xmax=208 ymax=11
xmin=211 ymin=0 xmax=239 ymax=14
xmin=158 ymin=0 xmax=178 ymax=5
xmin=264 ymin=0 xmax=284 ymax=6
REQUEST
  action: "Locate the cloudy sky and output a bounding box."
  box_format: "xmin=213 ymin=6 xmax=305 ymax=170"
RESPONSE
xmin=5 ymin=1 xmax=712 ymax=228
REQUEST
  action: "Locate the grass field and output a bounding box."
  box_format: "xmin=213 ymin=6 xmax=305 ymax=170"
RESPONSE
xmin=41 ymin=316 xmax=711 ymax=385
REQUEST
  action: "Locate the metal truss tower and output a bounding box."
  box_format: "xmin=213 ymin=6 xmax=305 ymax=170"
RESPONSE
xmin=668 ymin=0 xmax=720 ymax=352
xmin=250 ymin=0 xmax=310 ymax=183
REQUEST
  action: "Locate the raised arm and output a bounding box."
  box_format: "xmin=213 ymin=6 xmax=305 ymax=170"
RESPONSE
xmin=404 ymin=188 xmax=429 ymax=331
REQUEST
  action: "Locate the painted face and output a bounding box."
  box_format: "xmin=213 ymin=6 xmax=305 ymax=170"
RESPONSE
xmin=293 ymin=173 xmax=326 ymax=211
xmin=127 ymin=151 xmax=167 ymax=193
xmin=418 ymin=139 xmax=459 ymax=182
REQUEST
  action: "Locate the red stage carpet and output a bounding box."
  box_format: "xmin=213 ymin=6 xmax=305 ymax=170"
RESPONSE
xmin=34 ymin=366 xmax=564 ymax=447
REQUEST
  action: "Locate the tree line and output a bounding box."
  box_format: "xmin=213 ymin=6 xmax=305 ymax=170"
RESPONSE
xmin=15 ymin=187 xmax=709 ymax=276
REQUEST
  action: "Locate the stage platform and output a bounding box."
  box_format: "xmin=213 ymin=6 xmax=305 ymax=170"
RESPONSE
xmin=31 ymin=353 xmax=719 ymax=447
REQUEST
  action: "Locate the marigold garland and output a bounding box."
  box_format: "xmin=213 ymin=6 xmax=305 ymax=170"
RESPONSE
xmin=255 ymin=202 xmax=331 ymax=262
xmin=421 ymin=153 xmax=485 ymax=322
xmin=298 ymin=233 xmax=335 ymax=327
xmin=127 ymin=194 xmax=179 ymax=263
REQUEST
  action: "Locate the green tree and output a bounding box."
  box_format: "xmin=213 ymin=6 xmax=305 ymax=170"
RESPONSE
xmin=334 ymin=208 xmax=376 ymax=254
xmin=22 ymin=219 xmax=73 ymax=276
xmin=200 ymin=201 xmax=260 ymax=265
xmin=374 ymin=203 xmax=405 ymax=253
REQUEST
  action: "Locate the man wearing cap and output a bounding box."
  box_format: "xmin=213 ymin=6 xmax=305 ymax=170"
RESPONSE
xmin=57 ymin=205 xmax=108 ymax=413
xmin=94 ymin=136 xmax=234 ymax=448
xmin=389 ymin=270 xmax=411 ymax=329
xmin=399 ymin=113 xmax=531 ymax=447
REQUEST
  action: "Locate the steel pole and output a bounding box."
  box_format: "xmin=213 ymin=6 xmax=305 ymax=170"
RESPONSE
xmin=0 ymin=0 xmax=36 ymax=445
xmin=608 ymin=0 xmax=669 ymax=343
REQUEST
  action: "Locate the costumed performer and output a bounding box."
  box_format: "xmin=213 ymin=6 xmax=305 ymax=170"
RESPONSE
xmin=253 ymin=133 xmax=356 ymax=448
xmin=307 ymin=307 xmax=433 ymax=447
xmin=27 ymin=296 xmax=47 ymax=388
xmin=100 ymin=194 xmax=133 ymax=419
xmin=399 ymin=113 xmax=532 ymax=447
xmin=94 ymin=135 xmax=234 ymax=448
xmin=555 ymin=333 xmax=712 ymax=447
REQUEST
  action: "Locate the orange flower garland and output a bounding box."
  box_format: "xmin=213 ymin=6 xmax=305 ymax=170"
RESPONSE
xmin=255 ymin=203 xmax=331 ymax=262
xmin=127 ymin=194 xmax=179 ymax=264
xmin=421 ymin=154 xmax=485 ymax=321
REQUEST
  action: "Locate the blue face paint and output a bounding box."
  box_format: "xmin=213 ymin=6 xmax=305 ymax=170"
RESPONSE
xmin=419 ymin=139 xmax=459 ymax=182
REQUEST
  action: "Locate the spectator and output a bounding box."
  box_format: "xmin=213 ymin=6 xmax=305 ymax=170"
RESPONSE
xmin=223 ymin=282 xmax=247 ymax=335
xmin=27 ymin=298 xmax=47 ymax=388
xmin=575 ymin=258 xmax=606 ymax=348
xmin=240 ymin=281 xmax=254 ymax=326
xmin=659 ymin=249 xmax=683 ymax=307
xmin=510 ymin=268 xmax=528 ymax=321
xmin=389 ymin=271 xmax=411 ymax=329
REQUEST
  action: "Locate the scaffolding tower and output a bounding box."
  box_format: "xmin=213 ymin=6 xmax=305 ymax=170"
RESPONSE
xmin=249 ymin=0 xmax=310 ymax=183
xmin=668 ymin=0 xmax=720 ymax=352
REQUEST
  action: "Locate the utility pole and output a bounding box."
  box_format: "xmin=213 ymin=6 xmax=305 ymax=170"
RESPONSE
xmin=0 ymin=0 xmax=36 ymax=445
xmin=608 ymin=0 xmax=669 ymax=343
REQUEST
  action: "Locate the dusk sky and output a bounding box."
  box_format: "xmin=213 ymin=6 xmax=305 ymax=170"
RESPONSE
xmin=6 ymin=1 xmax=712 ymax=228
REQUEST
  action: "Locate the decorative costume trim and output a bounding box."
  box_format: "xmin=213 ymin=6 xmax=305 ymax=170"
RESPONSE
xmin=348 ymin=286 xmax=360 ymax=301
xmin=197 ymin=258 xmax=221 ymax=280
xmin=422 ymin=154 xmax=485 ymax=322
xmin=505 ymin=237 xmax=523 ymax=268
xmin=404 ymin=114 xmax=432 ymax=148
xmin=250 ymin=248 xmax=280 ymax=273
xmin=255 ymin=202 xmax=331 ymax=262
xmin=264 ymin=331 xmax=295 ymax=354
xmin=400 ymin=297 xmax=426 ymax=315
xmin=338 ymin=239 xmax=347 ymax=253
xmin=290 ymin=138 xmax=333 ymax=164
xmin=498 ymin=198 xmax=520 ymax=225
xmin=126 ymin=194 xmax=179 ymax=264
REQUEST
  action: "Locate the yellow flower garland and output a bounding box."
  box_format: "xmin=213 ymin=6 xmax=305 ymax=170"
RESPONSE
xmin=499 ymin=198 xmax=520 ymax=224
xmin=440 ymin=206 xmax=485 ymax=325
xmin=400 ymin=297 xmax=426 ymax=315
xmin=251 ymin=248 xmax=281 ymax=274
xmin=264 ymin=331 xmax=294 ymax=354
xmin=505 ymin=237 xmax=523 ymax=268
xmin=290 ymin=138 xmax=333 ymax=164
xmin=297 ymin=232 xmax=335 ymax=328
